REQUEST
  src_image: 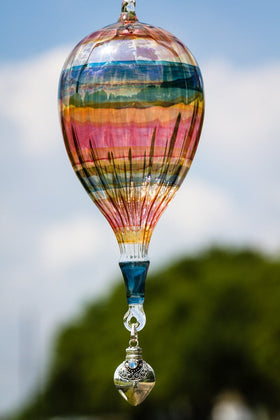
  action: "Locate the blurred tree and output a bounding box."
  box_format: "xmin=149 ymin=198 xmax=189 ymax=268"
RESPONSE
xmin=10 ymin=248 xmax=280 ymax=420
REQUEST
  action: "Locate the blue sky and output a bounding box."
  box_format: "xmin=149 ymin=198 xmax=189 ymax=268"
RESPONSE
xmin=1 ymin=0 xmax=279 ymax=64
xmin=0 ymin=0 xmax=280 ymax=416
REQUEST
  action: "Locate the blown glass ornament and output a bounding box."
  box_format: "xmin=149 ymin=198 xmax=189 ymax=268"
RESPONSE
xmin=59 ymin=0 xmax=204 ymax=405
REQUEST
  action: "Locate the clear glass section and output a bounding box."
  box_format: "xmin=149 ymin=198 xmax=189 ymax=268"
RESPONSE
xmin=123 ymin=303 xmax=146 ymax=331
xmin=119 ymin=243 xmax=148 ymax=262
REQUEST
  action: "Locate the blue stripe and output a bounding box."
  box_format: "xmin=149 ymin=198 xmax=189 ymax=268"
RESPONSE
xmin=61 ymin=60 xmax=203 ymax=91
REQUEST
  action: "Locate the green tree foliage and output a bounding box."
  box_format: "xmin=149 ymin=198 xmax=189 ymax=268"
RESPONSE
xmin=12 ymin=248 xmax=280 ymax=419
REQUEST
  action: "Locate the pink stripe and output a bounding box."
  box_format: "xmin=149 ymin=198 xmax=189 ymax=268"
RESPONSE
xmin=63 ymin=117 xmax=202 ymax=160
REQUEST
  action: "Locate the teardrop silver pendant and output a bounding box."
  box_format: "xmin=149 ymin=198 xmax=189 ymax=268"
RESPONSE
xmin=114 ymin=325 xmax=155 ymax=405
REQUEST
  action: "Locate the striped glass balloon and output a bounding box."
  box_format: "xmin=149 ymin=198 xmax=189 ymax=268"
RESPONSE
xmin=59 ymin=1 xmax=204 ymax=324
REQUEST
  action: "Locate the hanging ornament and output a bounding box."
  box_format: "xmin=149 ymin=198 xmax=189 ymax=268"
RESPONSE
xmin=59 ymin=0 xmax=204 ymax=405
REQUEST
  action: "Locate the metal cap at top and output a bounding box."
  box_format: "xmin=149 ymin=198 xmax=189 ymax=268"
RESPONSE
xmin=126 ymin=345 xmax=142 ymax=361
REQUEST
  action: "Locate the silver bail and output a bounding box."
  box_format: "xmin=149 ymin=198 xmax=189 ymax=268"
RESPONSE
xmin=114 ymin=325 xmax=155 ymax=405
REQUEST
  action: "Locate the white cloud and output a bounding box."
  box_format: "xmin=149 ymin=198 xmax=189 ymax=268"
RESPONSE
xmin=202 ymin=60 xmax=280 ymax=172
xmin=41 ymin=214 xmax=108 ymax=270
xmin=163 ymin=179 xmax=236 ymax=242
xmin=150 ymin=178 xmax=243 ymax=264
xmin=0 ymin=47 xmax=69 ymax=156
xmin=171 ymin=180 xmax=236 ymax=236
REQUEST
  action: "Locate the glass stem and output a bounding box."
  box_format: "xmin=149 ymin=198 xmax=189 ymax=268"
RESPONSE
xmin=119 ymin=260 xmax=149 ymax=331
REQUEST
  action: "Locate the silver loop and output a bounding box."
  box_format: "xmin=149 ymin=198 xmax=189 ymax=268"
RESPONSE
xmin=129 ymin=323 xmax=139 ymax=347
xmin=131 ymin=323 xmax=138 ymax=338
xmin=129 ymin=338 xmax=139 ymax=347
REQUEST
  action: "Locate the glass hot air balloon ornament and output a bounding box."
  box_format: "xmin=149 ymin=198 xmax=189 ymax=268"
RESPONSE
xmin=59 ymin=0 xmax=204 ymax=406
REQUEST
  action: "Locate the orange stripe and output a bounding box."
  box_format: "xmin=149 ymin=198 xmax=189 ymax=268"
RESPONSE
xmin=62 ymin=103 xmax=203 ymax=125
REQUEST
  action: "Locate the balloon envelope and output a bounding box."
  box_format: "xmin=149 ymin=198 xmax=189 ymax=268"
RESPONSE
xmin=59 ymin=19 xmax=204 ymax=261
